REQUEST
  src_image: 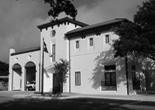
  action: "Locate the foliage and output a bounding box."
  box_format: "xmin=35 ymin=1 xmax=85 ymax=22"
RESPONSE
xmin=15 ymin=0 xmax=77 ymax=19
xmin=134 ymin=0 xmax=155 ymax=60
xmin=113 ymin=22 xmax=139 ymax=57
xmin=44 ymin=0 xmax=77 ymax=19
xmin=54 ymin=59 xmax=69 ymax=84
xmin=113 ymin=0 xmax=155 ymax=61
xmin=53 ymin=59 xmax=69 ymax=94
xmin=0 ymin=61 xmax=9 ymax=76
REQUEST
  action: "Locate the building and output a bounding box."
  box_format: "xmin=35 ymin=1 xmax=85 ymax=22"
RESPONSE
xmin=9 ymin=47 xmax=40 ymax=91
xmin=9 ymin=17 xmax=155 ymax=95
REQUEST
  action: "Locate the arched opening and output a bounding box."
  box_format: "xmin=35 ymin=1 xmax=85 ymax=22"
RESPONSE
xmin=12 ymin=64 xmax=22 ymax=91
xmin=25 ymin=62 xmax=36 ymax=91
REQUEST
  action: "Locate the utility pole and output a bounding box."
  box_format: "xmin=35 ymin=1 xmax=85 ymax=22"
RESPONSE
xmin=40 ymin=37 xmax=44 ymax=95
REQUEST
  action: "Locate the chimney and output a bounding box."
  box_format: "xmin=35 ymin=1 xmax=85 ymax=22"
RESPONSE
xmin=10 ymin=48 xmax=15 ymax=55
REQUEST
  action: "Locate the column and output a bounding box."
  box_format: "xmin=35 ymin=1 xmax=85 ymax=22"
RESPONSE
xmin=21 ymin=66 xmax=25 ymax=91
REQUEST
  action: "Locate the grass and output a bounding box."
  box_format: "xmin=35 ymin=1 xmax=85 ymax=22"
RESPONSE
xmin=0 ymin=97 xmax=137 ymax=110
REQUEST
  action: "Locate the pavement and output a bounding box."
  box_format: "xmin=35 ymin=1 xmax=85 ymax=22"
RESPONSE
xmin=1 ymin=91 xmax=155 ymax=110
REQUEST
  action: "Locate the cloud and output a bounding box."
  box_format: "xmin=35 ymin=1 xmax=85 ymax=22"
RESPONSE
xmin=0 ymin=0 xmax=148 ymax=63
xmin=73 ymin=0 xmax=103 ymax=9
xmin=0 ymin=0 xmax=50 ymax=62
xmin=77 ymin=0 xmax=147 ymax=24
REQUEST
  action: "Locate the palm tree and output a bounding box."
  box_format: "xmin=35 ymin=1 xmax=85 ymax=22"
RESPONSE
xmin=53 ymin=59 xmax=69 ymax=95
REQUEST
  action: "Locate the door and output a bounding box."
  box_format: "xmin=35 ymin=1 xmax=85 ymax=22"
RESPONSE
xmin=53 ymin=74 xmax=62 ymax=94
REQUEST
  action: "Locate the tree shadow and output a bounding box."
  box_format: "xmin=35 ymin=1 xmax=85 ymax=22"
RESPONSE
xmin=91 ymin=48 xmax=155 ymax=94
xmin=0 ymin=97 xmax=137 ymax=110
xmin=91 ymin=49 xmax=127 ymax=90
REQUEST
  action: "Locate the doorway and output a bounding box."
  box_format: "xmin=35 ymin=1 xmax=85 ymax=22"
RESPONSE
xmin=53 ymin=73 xmax=63 ymax=94
xmin=25 ymin=62 xmax=36 ymax=91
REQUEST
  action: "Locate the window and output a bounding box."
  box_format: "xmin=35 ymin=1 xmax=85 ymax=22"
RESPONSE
xmin=89 ymin=38 xmax=93 ymax=46
xmin=76 ymin=40 xmax=79 ymax=49
xmin=101 ymin=65 xmax=116 ymax=91
xmin=104 ymin=65 xmax=116 ymax=70
xmin=75 ymin=71 xmax=81 ymax=86
xmin=132 ymin=65 xmax=140 ymax=90
xmin=105 ymin=35 xmax=110 ymax=43
xmin=52 ymin=44 xmax=56 ymax=62
xmin=50 ymin=30 xmax=56 ymax=38
xmin=105 ymin=72 xmax=116 ymax=86
xmin=132 ymin=65 xmax=135 ymax=71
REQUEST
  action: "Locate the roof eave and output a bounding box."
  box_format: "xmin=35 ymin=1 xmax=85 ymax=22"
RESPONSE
xmin=11 ymin=47 xmax=40 ymax=56
xmin=66 ymin=21 xmax=123 ymax=39
xmin=37 ymin=17 xmax=88 ymax=30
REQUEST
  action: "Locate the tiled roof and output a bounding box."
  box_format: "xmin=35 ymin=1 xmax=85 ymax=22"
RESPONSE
xmin=66 ymin=18 xmax=129 ymax=38
xmin=11 ymin=47 xmax=40 ymax=56
xmin=37 ymin=17 xmax=88 ymax=30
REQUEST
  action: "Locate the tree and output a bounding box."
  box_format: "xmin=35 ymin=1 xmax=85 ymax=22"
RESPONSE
xmin=134 ymin=0 xmax=155 ymax=61
xmin=113 ymin=0 xmax=155 ymax=61
xmin=113 ymin=22 xmax=141 ymax=57
xmin=112 ymin=0 xmax=155 ymax=94
xmin=0 ymin=61 xmax=9 ymax=87
xmin=15 ymin=0 xmax=77 ymax=20
xmin=0 ymin=61 xmax=9 ymax=76
xmin=53 ymin=59 xmax=69 ymax=95
xmin=44 ymin=0 xmax=77 ymax=19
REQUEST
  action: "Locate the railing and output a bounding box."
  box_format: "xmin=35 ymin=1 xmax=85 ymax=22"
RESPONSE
xmin=101 ymin=81 xmax=116 ymax=91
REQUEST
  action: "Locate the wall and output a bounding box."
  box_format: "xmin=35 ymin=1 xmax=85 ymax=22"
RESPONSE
xmin=40 ymin=22 xmax=81 ymax=92
xmin=70 ymin=31 xmax=130 ymax=95
xmin=9 ymin=50 xmax=40 ymax=91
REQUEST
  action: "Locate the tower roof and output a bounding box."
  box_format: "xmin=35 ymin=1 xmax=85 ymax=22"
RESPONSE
xmin=37 ymin=17 xmax=88 ymax=31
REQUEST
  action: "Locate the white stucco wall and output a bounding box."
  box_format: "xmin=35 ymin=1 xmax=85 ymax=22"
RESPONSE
xmin=70 ymin=31 xmax=129 ymax=95
xmin=8 ymin=24 xmax=140 ymax=95
xmin=9 ymin=49 xmax=40 ymax=91
xmin=9 ymin=20 xmax=149 ymax=95
xmin=40 ymin=22 xmax=81 ymax=92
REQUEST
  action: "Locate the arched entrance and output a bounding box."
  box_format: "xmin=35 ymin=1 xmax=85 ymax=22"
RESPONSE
xmin=12 ymin=64 xmax=22 ymax=91
xmin=25 ymin=62 xmax=36 ymax=91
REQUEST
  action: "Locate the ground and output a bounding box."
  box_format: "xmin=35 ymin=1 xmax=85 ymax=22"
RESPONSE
xmin=0 ymin=91 xmax=155 ymax=110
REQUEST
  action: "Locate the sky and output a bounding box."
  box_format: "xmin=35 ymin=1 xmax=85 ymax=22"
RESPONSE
xmin=0 ymin=0 xmax=147 ymax=63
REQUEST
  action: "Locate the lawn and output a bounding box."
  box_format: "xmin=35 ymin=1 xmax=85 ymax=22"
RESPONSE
xmin=0 ymin=97 xmax=136 ymax=110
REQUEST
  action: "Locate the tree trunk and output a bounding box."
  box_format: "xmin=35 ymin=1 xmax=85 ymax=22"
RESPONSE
xmin=125 ymin=55 xmax=129 ymax=95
